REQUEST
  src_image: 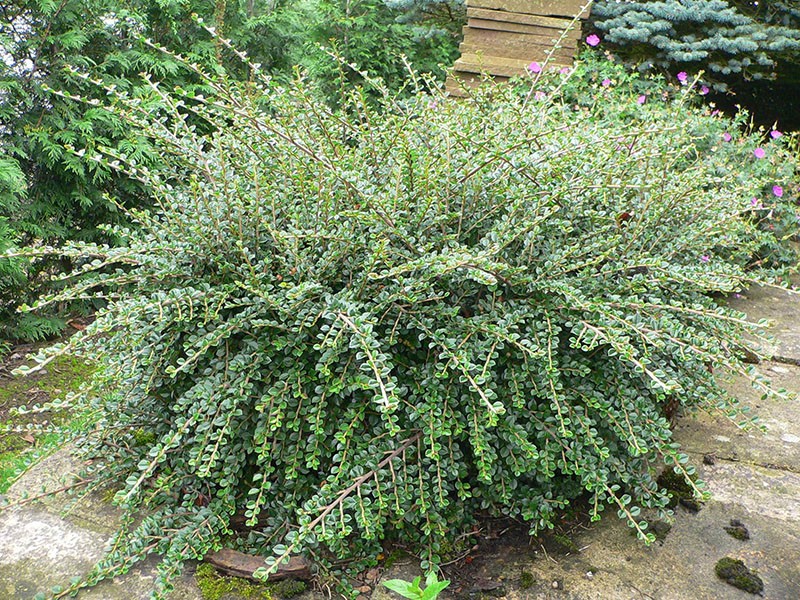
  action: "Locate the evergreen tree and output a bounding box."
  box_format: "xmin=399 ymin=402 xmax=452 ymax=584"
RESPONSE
xmin=291 ymin=0 xmax=462 ymax=103
xmin=384 ymin=0 xmax=465 ymax=38
xmin=0 ymin=1 xmax=220 ymax=343
xmin=592 ymin=0 xmax=800 ymax=87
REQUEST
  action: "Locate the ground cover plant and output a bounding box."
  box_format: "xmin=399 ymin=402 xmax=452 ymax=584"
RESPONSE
xmin=14 ymin=44 xmax=800 ymax=599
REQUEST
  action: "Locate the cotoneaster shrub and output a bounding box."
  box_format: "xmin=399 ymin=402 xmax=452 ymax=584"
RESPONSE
xmin=21 ymin=49 xmax=799 ymax=598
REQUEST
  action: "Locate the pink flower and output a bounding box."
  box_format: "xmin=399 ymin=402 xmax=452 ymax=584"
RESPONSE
xmin=534 ymin=91 xmax=547 ymax=101
xmin=677 ymin=71 xmax=688 ymax=83
xmin=700 ymin=85 xmax=710 ymax=95
xmin=700 ymin=255 xmax=710 ymax=263
xmin=754 ymin=147 xmax=766 ymax=159
xmin=722 ymin=132 xmax=732 ymax=142
xmin=773 ymin=185 xmax=784 ymax=198
xmin=770 ymin=130 xmax=783 ymax=139
xmin=602 ymin=78 xmax=612 ymax=87
xmin=711 ymin=110 xmax=721 ymax=117
xmin=559 ymin=67 xmax=571 ymax=75
xmin=586 ymin=34 xmax=601 ymax=47
xmin=751 ymin=197 xmax=760 ymax=207
xmin=637 ymin=95 xmax=647 ymax=105
xmin=528 ymin=61 xmax=542 ymax=74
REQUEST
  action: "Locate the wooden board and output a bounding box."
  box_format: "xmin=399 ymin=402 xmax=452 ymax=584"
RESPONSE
xmin=205 ymin=549 xmax=312 ymax=581
xmin=466 ymin=7 xmax=575 ymax=29
xmin=469 ymin=0 xmax=589 ymax=18
xmin=456 ymin=38 xmax=577 ymax=66
xmin=454 ymin=54 xmax=571 ymax=78
xmin=460 ymin=27 xmax=578 ymax=55
xmin=468 ymin=17 xmax=581 ymax=41
xmin=446 ymin=0 xmax=591 ymax=95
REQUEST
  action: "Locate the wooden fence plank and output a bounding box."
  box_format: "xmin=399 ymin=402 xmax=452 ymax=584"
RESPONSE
xmin=466 ymin=7 xmax=575 ymax=29
xmin=470 ymin=0 xmax=589 ymax=18
xmin=461 ymin=27 xmax=578 ymax=54
xmin=467 ymin=17 xmax=581 ymax=41
xmin=454 ymin=54 xmax=570 ymax=78
xmin=446 ymin=1 xmax=591 ymax=94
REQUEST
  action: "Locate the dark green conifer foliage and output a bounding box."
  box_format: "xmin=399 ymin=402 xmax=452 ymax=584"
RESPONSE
xmin=0 ymin=1 xmax=226 ymax=344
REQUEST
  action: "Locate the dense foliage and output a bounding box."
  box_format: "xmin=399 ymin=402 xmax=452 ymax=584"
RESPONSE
xmin=0 ymin=156 xmax=41 ymax=348
xmin=0 ymin=0 xmax=463 ymax=347
xmin=590 ymin=1 xmax=800 ymax=130
xmin=21 ymin=49 xmax=799 ymax=598
xmin=592 ymin=0 xmax=800 ymax=87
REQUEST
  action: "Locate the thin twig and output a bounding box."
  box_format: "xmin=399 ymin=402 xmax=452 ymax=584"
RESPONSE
xmin=0 ymin=477 xmax=91 ymax=510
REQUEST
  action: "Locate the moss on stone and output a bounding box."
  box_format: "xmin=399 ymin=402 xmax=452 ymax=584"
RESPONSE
xmin=549 ymin=534 xmax=579 ymax=554
xmin=714 ymin=557 xmax=764 ymax=595
xmin=195 ymin=563 xmax=307 ymax=600
xmin=381 ymin=549 xmax=408 ymax=569
xmin=678 ymin=497 xmax=703 ymax=512
xmin=657 ymin=469 xmax=703 ymax=511
xmin=724 ymin=519 xmax=750 ymax=541
xmin=519 ymin=571 xmax=535 ymax=589
xmin=0 ymin=355 xmax=95 ymax=492
xmin=195 ymin=563 xmax=272 ymax=600
xmin=269 ymin=579 xmax=307 ymax=598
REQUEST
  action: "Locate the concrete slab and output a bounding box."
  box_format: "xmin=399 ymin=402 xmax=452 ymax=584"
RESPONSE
xmin=0 ymin=506 xmax=202 ymax=599
xmin=728 ymin=284 xmax=800 ymax=364
xmin=675 ymin=362 xmax=800 ymax=472
xmin=0 ymin=450 xmax=204 ymax=599
xmin=446 ymin=493 xmax=800 ymax=600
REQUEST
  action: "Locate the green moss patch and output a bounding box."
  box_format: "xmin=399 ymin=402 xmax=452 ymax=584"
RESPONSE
xmin=714 ymin=557 xmax=764 ymax=594
xmin=270 ymin=579 xmax=308 ymax=598
xmin=657 ymin=469 xmax=703 ymax=512
xmin=0 ymin=353 xmax=94 ymax=492
xmin=724 ymin=519 xmax=750 ymax=541
xmin=195 ymin=563 xmax=307 ymax=600
xmin=519 ymin=571 xmax=535 ymax=590
xmin=547 ymin=533 xmax=579 ymax=555
xmin=196 ymin=563 xmax=272 ymax=600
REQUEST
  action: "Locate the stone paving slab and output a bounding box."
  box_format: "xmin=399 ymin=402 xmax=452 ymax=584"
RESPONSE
xmin=728 ymin=284 xmax=800 ymax=364
xmin=0 ymin=450 xmax=204 ymax=600
xmin=373 ymin=463 xmax=800 ymax=600
xmin=675 ymin=362 xmax=800 ymax=472
xmin=454 ymin=496 xmax=800 ymax=600
xmin=0 ymin=505 xmax=202 ymax=599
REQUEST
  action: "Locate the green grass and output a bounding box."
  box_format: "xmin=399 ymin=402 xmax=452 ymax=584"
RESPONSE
xmin=0 ymin=354 xmax=95 ymax=493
